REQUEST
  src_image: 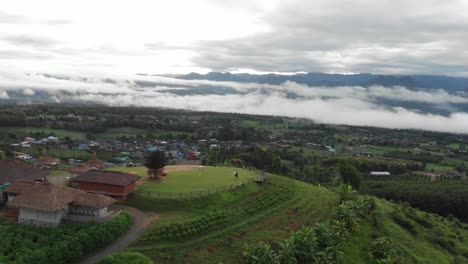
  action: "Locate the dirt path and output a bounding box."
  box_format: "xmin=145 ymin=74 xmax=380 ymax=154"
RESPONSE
xmin=78 ymin=205 xmax=156 ymax=264
xmin=47 ymin=173 xmax=72 ymax=186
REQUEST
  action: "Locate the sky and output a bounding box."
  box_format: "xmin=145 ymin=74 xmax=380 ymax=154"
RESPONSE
xmin=1 ymin=1 xmax=468 ymax=134
xmin=1 ymin=0 xmax=468 ymax=76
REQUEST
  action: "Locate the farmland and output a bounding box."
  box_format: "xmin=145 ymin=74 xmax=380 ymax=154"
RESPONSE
xmin=122 ymin=174 xmax=468 ymax=264
xmin=0 ymin=126 xmax=86 ymax=140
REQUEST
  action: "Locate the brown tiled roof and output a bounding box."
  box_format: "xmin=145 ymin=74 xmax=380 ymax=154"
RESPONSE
xmin=8 ymin=182 xmax=80 ymax=212
xmin=73 ymin=193 xmax=116 ymax=209
xmin=82 ymin=152 xmax=105 ymax=169
xmin=74 ymin=170 xmax=139 ymax=186
xmin=7 ymin=182 xmax=116 ymax=211
xmin=0 ymin=160 xmax=48 ymax=183
xmin=35 ymin=153 xmax=60 ymax=165
xmin=69 ymin=164 xmax=92 ymax=174
xmin=3 ymin=181 xmax=35 ymax=194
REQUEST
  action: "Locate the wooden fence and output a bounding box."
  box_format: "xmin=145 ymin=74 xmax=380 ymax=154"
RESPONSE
xmin=136 ymin=177 xmax=257 ymax=199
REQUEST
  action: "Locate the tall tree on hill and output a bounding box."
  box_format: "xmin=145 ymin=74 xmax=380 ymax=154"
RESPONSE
xmin=338 ymin=159 xmax=362 ymax=190
xmin=144 ymin=150 xmax=168 ymax=179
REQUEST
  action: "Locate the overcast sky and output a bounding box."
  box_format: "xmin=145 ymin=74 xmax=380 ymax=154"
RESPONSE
xmin=1 ymin=0 xmax=468 ymax=76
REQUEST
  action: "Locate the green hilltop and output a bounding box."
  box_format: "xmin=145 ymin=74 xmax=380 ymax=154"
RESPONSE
xmin=116 ymin=172 xmax=468 ymax=264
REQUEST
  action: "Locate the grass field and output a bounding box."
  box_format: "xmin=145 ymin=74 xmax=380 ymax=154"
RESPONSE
xmin=107 ymin=166 xmax=148 ymax=177
xmin=290 ymin=146 xmax=334 ymax=157
xmin=94 ymin=127 xmax=189 ymax=139
xmin=0 ymin=126 xmax=86 ymax=140
xmin=138 ymin=166 xmax=258 ymax=193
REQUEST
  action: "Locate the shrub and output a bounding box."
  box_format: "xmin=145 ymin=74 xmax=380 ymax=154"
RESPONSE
xmin=392 ymin=213 xmax=418 ymax=236
xmin=369 ymin=236 xmax=404 ymax=264
xmin=0 ymin=211 xmax=132 ymax=263
xmin=243 ymin=242 xmax=280 ymax=264
xmin=99 ymin=251 xmax=153 ymax=264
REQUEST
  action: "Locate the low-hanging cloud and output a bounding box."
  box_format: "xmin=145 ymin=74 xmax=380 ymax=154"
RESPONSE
xmin=2 ymin=70 xmax=468 ymax=134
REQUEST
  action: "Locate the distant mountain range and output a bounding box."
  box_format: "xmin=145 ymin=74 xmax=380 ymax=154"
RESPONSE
xmin=176 ymin=72 xmax=468 ymax=91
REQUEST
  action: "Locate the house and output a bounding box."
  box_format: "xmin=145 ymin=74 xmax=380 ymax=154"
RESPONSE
xmin=369 ymin=171 xmax=391 ymax=176
xmin=0 ymin=160 xmax=48 ymax=183
xmin=4 ymin=181 xmax=116 ymax=227
xmin=82 ymin=152 xmax=106 ymax=169
xmin=0 ymin=160 xmax=48 ymax=204
xmin=35 ymin=153 xmax=60 ymax=167
xmin=73 ymin=170 xmax=139 ymax=201
xmin=11 ymin=152 xmax=32 ymax=160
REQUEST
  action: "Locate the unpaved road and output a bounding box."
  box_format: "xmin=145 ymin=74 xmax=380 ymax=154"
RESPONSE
xmin=78 ymin=205 xmax=155 ymax=264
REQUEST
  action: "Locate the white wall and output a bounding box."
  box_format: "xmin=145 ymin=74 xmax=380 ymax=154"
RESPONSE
xmin=19 ymin=208 xmax=66 ymax=227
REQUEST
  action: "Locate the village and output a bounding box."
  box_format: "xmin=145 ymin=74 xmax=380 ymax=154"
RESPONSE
xmin=0 ymin=106 xmax=467 ymax=264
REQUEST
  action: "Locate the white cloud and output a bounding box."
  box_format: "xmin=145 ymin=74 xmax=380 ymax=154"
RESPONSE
xmin=0 ymin=90 xmax=9 ymax=99
xmin=1 ymin=69 xmax=467 ymax=134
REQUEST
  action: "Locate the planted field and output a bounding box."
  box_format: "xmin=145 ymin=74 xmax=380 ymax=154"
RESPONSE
xmin=127 ymin=175 xmax=338 ymax=263
xmin=94 ymin=127 xmax=189 ymax=139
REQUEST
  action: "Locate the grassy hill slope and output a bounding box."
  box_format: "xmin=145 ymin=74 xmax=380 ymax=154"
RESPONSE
xmin=343 ymin=199 xmax=468 ymax=264
xmin=122 ymin=173 xmax=468 ymax=264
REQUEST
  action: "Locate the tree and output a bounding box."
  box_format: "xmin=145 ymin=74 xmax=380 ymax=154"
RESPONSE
xmin=337 ymin=159 xmax=362 ymax=190
xmin=144 ymin=150 xmax=168 ymax=179
xmin=272 ymin=155 xmax=282 ymax=174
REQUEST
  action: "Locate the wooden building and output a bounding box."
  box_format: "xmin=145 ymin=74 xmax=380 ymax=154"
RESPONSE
xmin=0 ymin=160 xmax=48 ymax=204
xmin=73 ymin=170 xmax=139 ymax=201
xmin=5 ymin=181 xmax=116 ymax=227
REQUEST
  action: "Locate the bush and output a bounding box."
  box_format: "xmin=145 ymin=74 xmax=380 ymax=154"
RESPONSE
xmin=369 ymin=236 xmax=404 ymax=264
xmin=99 ymin=251 xmax=153 ymax=264
xmin=0 ymin=211 xmax=133 ymax=263
xmin=243 ymin=242 xmax=280 ymax=264
xmin=392 ymin=213 xmax=418 ymax=236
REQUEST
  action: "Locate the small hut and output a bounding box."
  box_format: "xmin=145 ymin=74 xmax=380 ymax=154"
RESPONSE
xmin=35 ymin=153 xmax=60 ymax=167
xmin=82 ymin=152 xmax=105 ymax=169
xmin=69 ymin=164 xmax=93 ymax=175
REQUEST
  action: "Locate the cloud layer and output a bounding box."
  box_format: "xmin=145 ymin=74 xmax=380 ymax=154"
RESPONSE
xmin=1 ymin=71 xmax=468 ymax=134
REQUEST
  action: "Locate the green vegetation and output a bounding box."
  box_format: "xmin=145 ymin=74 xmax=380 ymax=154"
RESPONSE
xmin=21 ymin=147 xmax=91 ymax=160
xmin=137 ymin=166 xmax=257 ymax=193
xmin=338 ymin=159 xmax=362 ymax=190
xmin=0 ymin=126 xmax=86 ymax=140
xmin=342 ymin=199 xmax=468 ymax=264
xmin=47 ymin=170 xmax=68 ymax=177
xmin=127 ymin=175 xmax=338 ymax=263
xmin=0 ymin=212 xmax=132 ymax=264
xmin=124 ymin=176 xmax=468 ymax=263
xmin=107 ymin=166 xmax=148 ymax=177
xmin=362 ymin=180 xmax=468 ymax=222
xmin=99 ymin=252 xmax=153 ymax=264
xmin=242 ymin=189 xmax=377 ymax=264
xmin=144 ymin=150 xmax=168 ymax=179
